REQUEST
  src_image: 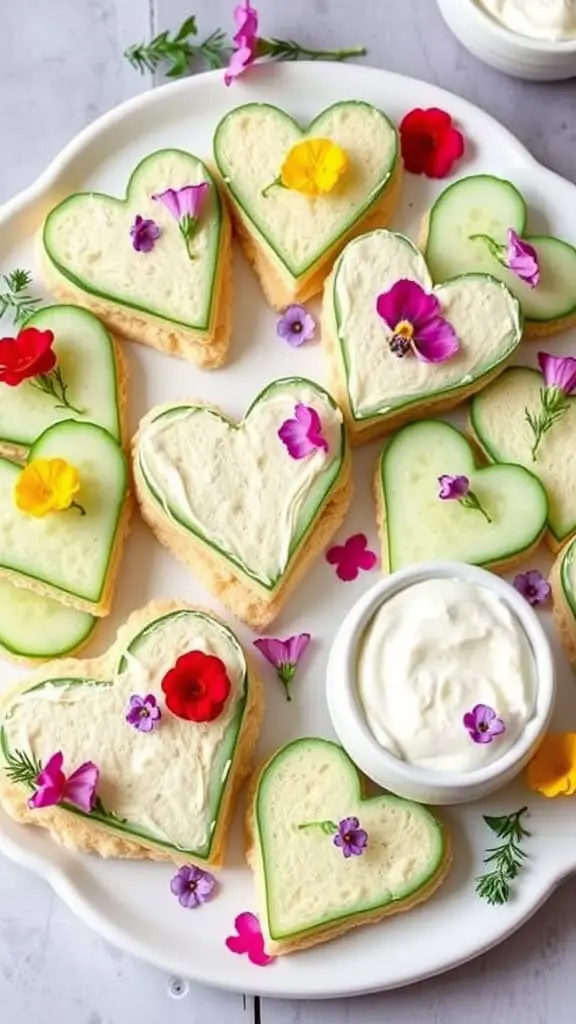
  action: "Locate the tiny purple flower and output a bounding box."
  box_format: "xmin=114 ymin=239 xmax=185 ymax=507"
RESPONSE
xmin=333 ymin=816 xmax=368 ymax=858
xmin=253 ymin=633 xmax=311 ymax=700
xmin=513 ymin=569 xmax=551 ymax=607
xmin=438 ymin=474 xmax=470 ymax=500
xmin=129 ymin=215 xmax=161 ymax=253
xmin=504 ymin=229 xmax=540 ymax=289
xmin=125 ymin=693 xmax=161 ymax=733
xmin=537 ymin=351 xmax=576 ymax=396
xmin=152 ymin=183 xmax=210 ymax=259
xmin=278 ymin=403 xmax=328 ymax=459
xmin=463 ymin=704 xmax=506 ymax=745
xmin=376 ymin=279 xmax=459 ymax=363
xmin=170 ymin=864 xmax=216 ymax=909
xmin=276 ymin=305 xmax=316 ymax=347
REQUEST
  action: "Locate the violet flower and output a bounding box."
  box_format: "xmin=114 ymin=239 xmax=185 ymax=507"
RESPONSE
xmin=470 ymin=228 xmax=540 ymax=289
xmin=463 ymin=704 xmax=506 ymax=745
xmin=278 ymin=403 xmax=328 ymax=459
xmin=224 ymin=2 xmax=259 ymax=85
xmin=170 ymin=864 xmax=216 ymax=909
xmin=28 ymin=751 xmax=99 ymax=813
xmin=276 ymin=305 xmax=316 ymax=347
xmin=129 ymin=214 xmax=161 ymax=253
xmin=152 ymin=183 xmax=209 ymax=260
xmin=253 ymin=633 xmax=311 ymax=701
xmin=437 ymin=474 xmax=492 ymax=524
xmin=125 ymin=693 xmax=162 ymax=732
xmin=333 ymin=816 xmax=368 ymax=858
xmin=376 ymin=279 xmax=459 ymax=363
xmin=513 ymin=569 xmax=551 ymax=607
xmin=326 ymin=533 xmax=378 ymax=582
xmin=525 ymin=351 xmax=576 ymax=460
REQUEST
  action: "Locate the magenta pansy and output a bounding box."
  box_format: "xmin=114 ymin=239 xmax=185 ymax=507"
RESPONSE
xmin=376 ymin=279 xmax=460 ymax=363
xmin=28 ymin=751 xmax=99 ymax=813
xmin=225 ymin=911 xmax=275 ymax=966
xmin=326 ymin=533 xmax=377 ymax=582
xmin=278 ymin=403 xmax=328 ymax=459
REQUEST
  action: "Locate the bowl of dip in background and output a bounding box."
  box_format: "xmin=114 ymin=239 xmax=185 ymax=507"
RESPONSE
xmin=326 ymin=562 xmax=555 ymax=805
xmin=437 ymin=0 xmax=576 ymax=80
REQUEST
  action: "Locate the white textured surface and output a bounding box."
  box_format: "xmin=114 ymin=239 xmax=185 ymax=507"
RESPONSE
xmin=2 ymin=0 xmax=576 ymax=1021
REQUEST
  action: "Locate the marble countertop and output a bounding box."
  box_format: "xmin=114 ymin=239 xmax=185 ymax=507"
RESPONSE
xmin=2 ymin=1 xmax=576 ymax=1021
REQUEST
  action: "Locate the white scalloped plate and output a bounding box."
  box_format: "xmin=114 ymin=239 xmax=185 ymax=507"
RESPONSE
xmin=1 ymin=62 xmax=576 ymax=1000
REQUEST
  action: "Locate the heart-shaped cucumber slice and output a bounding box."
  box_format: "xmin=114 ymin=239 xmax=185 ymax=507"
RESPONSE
xmin=0 ymin=579 xmax=95 ymax=662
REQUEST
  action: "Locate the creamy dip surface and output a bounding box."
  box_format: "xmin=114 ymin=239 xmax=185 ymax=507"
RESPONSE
xmin=476 ymin=0 xmax=576 ymax=41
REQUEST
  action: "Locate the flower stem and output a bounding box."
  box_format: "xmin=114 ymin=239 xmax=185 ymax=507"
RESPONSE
xmin=469 ymin=233 xmax=505 ymax=263
xmin=29 ymin=368 xmax=83 ymax=415
xmin=460 ymin=493 xmax=492 ymax=524
xmin=70 ymin=501 xmax=86 ymax=517
xmin=259 ymin=38 xmax=366 ymax=62
xmin=297 ymin=819 xmax=338 ymax=835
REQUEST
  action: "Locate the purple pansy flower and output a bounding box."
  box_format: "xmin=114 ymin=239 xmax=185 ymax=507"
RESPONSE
xmin=129 ymin=215 xmax=161 ymax=253
xmin=526 ymin=351 xmax=576 ymax=459
xmin=438 ymin=474 xmax=470 ymax=500
xmin=278 ymin=403 xmax=328 ymax=459
xmin=513 ymin=569 xmax=551 ymax=607
xmin=504 ymin=229 xmax=540 ymax=288
xmin=125 ymin=693 xmax=162 ymax=733
xmin=170 ymin=864 xmax=216 ymax=909
xmin=253 ymin=633 xmax=311 ymax=701
xmin=463 ymin=704 xmax=506 ymax=745
xmin=276 ymin=305 xmax=316 ymax=347
xmin=333 ymin=816 xmax=368 ymax=858
xmin=152 ymin=183 xmax=210 ymax=259
xmin=376 ymin=279 xmax=459 ymax=363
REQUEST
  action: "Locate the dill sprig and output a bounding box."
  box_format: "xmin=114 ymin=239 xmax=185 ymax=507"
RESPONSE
xmin=3 ymin=748 xmax=42 ymax=788
xmin=475 ymin=806 xmax=530 ymax=906
xmin=29 ymin=366 xmax=83 ymax=414
xmin=525 ymin=389 xmax=570 ymax=461
xmin=125 ymin=16 xmax=229 ymax=77
xmin=0 ymin=268 xmax=42 ymax=326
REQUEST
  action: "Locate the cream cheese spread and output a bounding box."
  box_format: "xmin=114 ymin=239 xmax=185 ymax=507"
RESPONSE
xmin=477 ymin=0 xmax=576 ymax=41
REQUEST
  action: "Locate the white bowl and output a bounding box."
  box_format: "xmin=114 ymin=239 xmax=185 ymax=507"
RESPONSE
xmin=437 ymin=0 xmax=576 ymax=80
xmin=326 ymin=562 xmax=555 ymax=805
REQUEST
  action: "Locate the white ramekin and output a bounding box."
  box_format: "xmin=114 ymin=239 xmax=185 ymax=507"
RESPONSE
xmin=326 ymin=562 xmax=555 ymax=805
xmin=437 ymin=0 xmax=576 ymax=80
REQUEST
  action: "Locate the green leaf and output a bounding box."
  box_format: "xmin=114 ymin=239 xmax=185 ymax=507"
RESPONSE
xmin=175 ymin=15 xmax=198 ymax=41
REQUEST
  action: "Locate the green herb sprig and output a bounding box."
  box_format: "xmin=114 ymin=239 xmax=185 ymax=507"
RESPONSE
xmin=29 ymin=366 xmax=83 ymax=414
xmin=3 ymin=748 xmax=42 ymax=789
xmin=475 ymin=806 xmax=530 ymax=906
xmin=125 ymin=16 xmax=230 ymax=77
xmin=525 ymin=389 xmax=570 ymax=461
xmin=258 ymin=38 xmax=366 ymax=63
xmin=0 ymin=269 xmax=42 ymax=326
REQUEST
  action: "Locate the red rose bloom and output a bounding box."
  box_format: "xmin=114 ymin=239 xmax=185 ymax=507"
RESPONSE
xmin=0 ymin=327 xmax=57 ymax=387
xmin=399 ymin=107 xmax=464 ymax=178
xmin=161 ymin=650 xmax=231 ymax=723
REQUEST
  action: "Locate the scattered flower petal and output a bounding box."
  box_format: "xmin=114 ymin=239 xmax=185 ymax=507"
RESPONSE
xmin=276 ymin=305 xmax=316 ymax=347
xmin=170 ymin=864 xmax=216 ymax=908
xmin=399 ymin=107 xmax=464 ymax=178
xmin=525 ymin=733 xmax=576 ymax=797
xmin=125 ymin=693 xmax=162 ymax=732
xmin=326 ymin=533 xmax=377 ymax=582
xmin=253 ymin=633 xmax=311 ymax=701
xmin=278 ymin=403 xmax=328 ymax=459
xmin=376 ymin=279 xmax=459 ymax=363
xmin=513 ymin=569 xmax=551 ymax=607
xmin=463 ymin=704 xmax=506 ymax=745
xmin=225 ymin=911 xmax=275 ymax=966
xmin=333 ymin=816 xmax=368 ymax=858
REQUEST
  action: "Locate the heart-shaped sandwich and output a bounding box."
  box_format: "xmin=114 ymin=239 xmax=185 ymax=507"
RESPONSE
xmin=421 ymin=174 xmax=576 ymax=337
xmin=322 ymin=229 xmax=522 ymax=443
xmin=0 ymin=305 xmax=126 ymax=460
xmin=41 ymin=149 xmax=231 ymax=368
xmin=470 ymin=365 xmax=576 ymax=549
xmin=0 ymin=419 xmax=130 ymax=615
xmin=0 ymin=601 xmax=263 ymax=867
xmin=376 ymin=419 xmax=547 ymax=573
xmin=550 ymin=536 xmax=576 ymax=665
xmin=213 ymin=101 xmax=400 ymax=309
xmin=246 ymin=738 xmax=449 ymax=955
xmin=133 ymin=379 xmax=352 ymax=629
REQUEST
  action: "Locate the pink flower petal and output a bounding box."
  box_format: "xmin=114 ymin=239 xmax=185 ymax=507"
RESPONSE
xmin=64 ymin=761 xmax=99 ymax=813
xmin=285 ymin=633 xmax=311 ymax=663
xmin=376 ymin=280 xmax=439 ymax=331
xmin=224 ymin=43 xmax=254 ymax=86
xmin=36 ymin=751 xmax=64 ymax=788
xmin=277 ymin=419 xmax=315 ymax=459
xmin=28 ymin=783 xmax=65 ymax=810
xmin=414 ymin=315 xmax=460 ymax=362
xmin=225 ymin=912 xmax=275 ymax=967
xmin=538 ymin=351 xmax=576 ymax=395
xmin=233 ymin=2 xmax=258 ymax=42
xmin=253 ymin=637 xmax=290 ymax=669
xmin=326 ymin=533 xmax=377 ymax=582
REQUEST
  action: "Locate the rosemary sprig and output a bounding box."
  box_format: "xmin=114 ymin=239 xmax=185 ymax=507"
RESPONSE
xmin=258 ymin=38 xmax=366 ymax=62
xmin=28 ymin=366 xmax=83 ymax=415
xmin=3 ymin=748 xmax=42 ymax=788
xmin=475 ymin=806 xmax=530 ymax=906
xmin=0 ymin=268 xmax=42 ymax=327
xmin=125 ymin=16 xmax=230 ymax=77
xmin=525 ymin=388 xmax=570 ymax=461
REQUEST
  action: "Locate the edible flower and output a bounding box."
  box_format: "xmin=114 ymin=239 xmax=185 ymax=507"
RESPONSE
xmin=28 ymin=751 xmax=99 ymax=813
xmin=125 ymin=693 xmax=162 ymax=732
xmin=161 ymin=650 xmax=231 ymax=723
xmin=469 ymin=227 xmax=540 ymax=289
xmin=437 ymin=474 xmax=492 ymax=525
xmin=224 ymin=2 xmax=259 ymax=85
xmin=278 ymin=403 xmax=328 ymax=459
xmin=525 ymin=733 xmax=576 ymax=797
xmin=333 ymin=816 xmax=368 ymax=858
xmin=399 ymin=107 xmax=464 ymax=178
xmin=0 ymin=327 xmax=56 ymax=386
xmin=129 ymin=214 xmax=161 ymax=253
xmin=225 ymin=911 xmax=275 ymax=966
xmin=525 ymin=351 xmax=576 ymax=460
xmin=276 ymin=304 xmax=316 ymax=347
xmin=263 ymin=139 xmax=348 ymax=198
xmin=253 ymin=633 xmax=311 ymax=701
xmin=513 ymin=569 xmax=551 ymax=607
xmin=463 ymin=704 xmax=506 ymax=745
xmin=152 ymin=183 xmax=209 ymax=260
xmin=326 ymin=533 xmax=377 ymax=582
xmin=376 ymin=280 xmax=459 ymax=363
xmin=15 ymin=458 xmax=85 ymax=518
xmin=170 ymin=864 xmax=216 ymax=908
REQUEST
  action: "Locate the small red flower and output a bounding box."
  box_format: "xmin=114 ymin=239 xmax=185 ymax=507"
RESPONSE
xmin=161 ymin=651 xmax=231 ymax=723
xmin=399 ymin=107 xmax=464 ymax=178
xmin=0 ymin=327 xmax=57 ymax=387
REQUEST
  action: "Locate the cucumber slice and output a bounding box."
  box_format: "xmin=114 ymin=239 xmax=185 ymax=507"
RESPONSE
xmin=0 ymin=579 xmax=95 ymax=659
xmin=43 ymin=149 xmax=223 ymax=334
xmin=0 ymin=305 xmax=121 ymax=449
xmin=0 ymin=421 xmax=128 ymax=606
xmin=379 ymin=419 xmax=548 ymax=571
xmin=424 ymin=175 xmax=576 ymax=325
xmin=470 ymin=367 xmax=576 ymax=544
xmin=560 ymin=536 xmax=576 ymax=618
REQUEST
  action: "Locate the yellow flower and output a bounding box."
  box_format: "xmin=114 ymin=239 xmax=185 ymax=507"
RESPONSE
xmin=15 ymin=458 xmax=81 ymax=518
xmin=279 ymin=138 xmax=348 ymax=197
xmin=525 ymin=733 xmax=576 ymax=798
